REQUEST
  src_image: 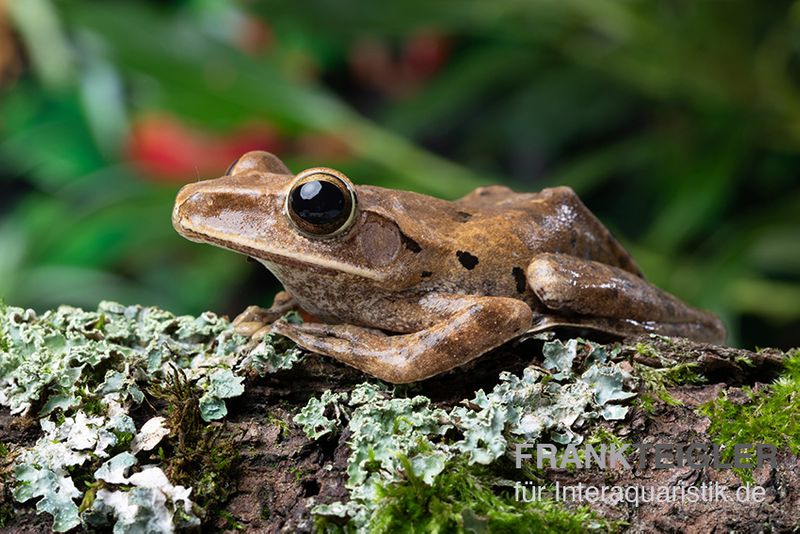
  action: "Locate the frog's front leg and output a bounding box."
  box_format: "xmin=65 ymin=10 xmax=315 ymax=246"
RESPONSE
xmin=233 ymin=290 xmax=298 ymax=337
xmin=526 ymin=253 xmax=726 ymax=344
xmin=271 ymin=294 xmax=532 ymax=383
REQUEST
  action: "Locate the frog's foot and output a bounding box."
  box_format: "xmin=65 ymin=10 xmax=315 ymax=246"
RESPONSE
xmin=233 ymin=291 xmax=298 ymax=338
xmin=526 ymin=253 xmax=727 ymax=344
xmin=271 ymin=294 xmax=532 ymax=384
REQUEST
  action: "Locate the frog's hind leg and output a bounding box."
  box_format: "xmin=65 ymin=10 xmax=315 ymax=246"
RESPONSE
xmin=233 ymin=290 xmax=298 ymax=337
xmin=271 ymin=294 xmax=532 ymax=384
xmin=525 ymin=253 xmax=726 ymax=344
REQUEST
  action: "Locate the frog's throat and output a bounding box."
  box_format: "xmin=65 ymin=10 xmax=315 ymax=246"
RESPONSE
xmin=179 ymin=225 xmax=386 ymax=281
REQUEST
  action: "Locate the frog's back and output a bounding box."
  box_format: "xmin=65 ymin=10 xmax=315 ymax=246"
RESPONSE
xmin=355 ymin=183 xmax=642 ymax=306
xmin=455 ymin=185 xmax=643 ymax=277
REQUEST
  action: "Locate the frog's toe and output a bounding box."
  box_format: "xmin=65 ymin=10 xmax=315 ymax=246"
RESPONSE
xmin=275 ymin=321 xmax=387 ymax=342
xmin=271 ymin=319 xmax=319 ymax=336
xmin=233 ymin=308 xmax=273 ymax=337
xmin=271 ymin=320 xmax=353 ymax=355
xmin=270 ymin=317 xmax=316 ymax=340
xmin=235 ymin=320 xmax=267 ymax=337
xmin=234 ymin=294 xmax=302 ymax=337
xmin=251 ymin=325 xmax=272 ymax=340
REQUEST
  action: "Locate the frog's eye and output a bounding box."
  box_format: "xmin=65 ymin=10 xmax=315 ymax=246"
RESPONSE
xmin=285 ymin=168 xmax=358 ymax=238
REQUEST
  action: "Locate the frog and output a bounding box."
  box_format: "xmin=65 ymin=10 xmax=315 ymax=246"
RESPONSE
xmin=172 ymin=150 xmax=726 ymax=383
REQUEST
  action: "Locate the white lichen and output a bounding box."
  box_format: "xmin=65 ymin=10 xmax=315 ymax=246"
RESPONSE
xmin=0 ymin=301 xmax=301 ymax=532
xmin=298 ymin=338 xmax=638 ymax=530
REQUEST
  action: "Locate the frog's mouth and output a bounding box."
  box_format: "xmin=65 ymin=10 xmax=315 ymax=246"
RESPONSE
xmin=176 ymin=222 xmax=387 ymax=282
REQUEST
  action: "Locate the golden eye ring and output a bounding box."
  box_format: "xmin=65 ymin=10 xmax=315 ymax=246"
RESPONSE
xmin=284 ymin=167 xmax=358 ymax=238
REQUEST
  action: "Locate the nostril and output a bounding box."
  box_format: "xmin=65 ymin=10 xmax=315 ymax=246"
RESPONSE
xmin=174 ymin=182 xmax=202 ymax=207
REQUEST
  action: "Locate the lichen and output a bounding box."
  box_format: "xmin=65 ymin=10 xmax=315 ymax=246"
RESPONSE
xmin=198 ymin=368 xmax=245 ymax=421
xmin=298 ymin=339 xmax=637 ymax=531
xmin=83 ymin=466 xmax=198 ymax=532
xmin=0 ymin=302 xmax=301 ymax=532
xmin=293 ymin=389 xmax=350 ymax=440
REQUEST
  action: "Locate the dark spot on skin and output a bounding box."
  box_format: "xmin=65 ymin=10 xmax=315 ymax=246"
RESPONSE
xmin=456 ymin=250 xmax=479 ymax=270
xmin=225 ymin=157 xmax=240 ymax=176
xmin=570 ymin=230 xmax=577 ymax=250
xmin=401 ymin=234 xmax=422 ymax=253
xmin=421 ymin=271 xmax=433 ymax=278
xmin=455 ymin=211 xmax=473 ymax=222
xmin=512 ymin=266 xmax=526 ymax=293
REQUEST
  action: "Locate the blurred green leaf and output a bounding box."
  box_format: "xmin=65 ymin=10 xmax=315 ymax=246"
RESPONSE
xmin=0 ymin=0 xmax=797 ymax=351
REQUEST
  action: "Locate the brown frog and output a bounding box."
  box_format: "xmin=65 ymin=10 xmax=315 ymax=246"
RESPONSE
xmin=172 ymin=151 xmax=726 ymax=383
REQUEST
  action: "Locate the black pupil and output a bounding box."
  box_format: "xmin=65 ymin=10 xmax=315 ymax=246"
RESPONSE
xmin=290 ymin=180 xmax=347 ymax=227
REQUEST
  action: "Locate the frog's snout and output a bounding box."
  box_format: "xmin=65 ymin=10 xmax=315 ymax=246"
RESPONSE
xmin=172 ymin=181 xmax=207 ymax=236
xmin=172 ymin=173 xmax=288 ymax=240
xmin=174 ymin=181 xmax=199 ymax=210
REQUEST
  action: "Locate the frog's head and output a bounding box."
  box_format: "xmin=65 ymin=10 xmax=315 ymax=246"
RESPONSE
xmin=172 ymin=151 xmax=426 ymax=287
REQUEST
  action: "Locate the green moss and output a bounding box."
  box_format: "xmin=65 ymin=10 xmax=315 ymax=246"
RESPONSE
xmin=149 ymin=365 xmax=240 ymax=517
xmin=636 ymin=361 xmax=706 ymax=410
xmin=636 ymin=395 xmax=657 ymax=415
xmin=81 ymin=396 xmax=105 ymax=416
xmin=266 ymin=412 xmax=290 ymax=439
xmin=699 ymin=349 xmax=800 ymax=481
xmin=289 ymin=466 xmax=304 ymax=481
xmin=94 ymin=313 xmax=107 ymax=332
xmin=632 ymin=341 xmax=712 ymax=413
xmin=662 ymin=363 xmax=706 ymax=386
xmin=361 ymin=458 xmax=615 ymax=533
xmin=193 ymin=437 xmax=240 ymax=511
xmin=783 ymin=349 xmax=800 ymax=378
xmin=110 ymin=430 xmax=134 ymax=450
xmin=149 ymin=365 xmax=204 ymax=449
xmin=634 ymin=341 xmax=705 ymax=382
xmin=218 ymin=510 xmax=246 ymax=531
xmin=0 ymin=501 xmax=14 ymax=529
xmin=0 ymin=440 xmax=14 ymax=529
xmin=78 ymin=482 xmax=99 ymax=514
xmin=633 ymin=342 xmax=661 ymax=361
xmin=586 ymin=427 xmax=628 ymax=449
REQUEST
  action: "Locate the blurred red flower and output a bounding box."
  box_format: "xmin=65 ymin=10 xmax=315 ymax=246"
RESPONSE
xmin=126 ymin=114 xmax=283 ymax=182
xmin=349 ymin=30 xmax=451 ymax=98
xmin=234 ymin=16 xmax=273 ymax=55
xmin=0 ymin=1 xmax=23 ymax=88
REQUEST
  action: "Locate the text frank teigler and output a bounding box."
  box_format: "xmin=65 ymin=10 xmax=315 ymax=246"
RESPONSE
xmin=513 ymin=441 xmax=774 ymax=505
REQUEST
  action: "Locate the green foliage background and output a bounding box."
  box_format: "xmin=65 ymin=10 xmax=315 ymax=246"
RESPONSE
xmin=1 ymin=0 xmax=799 ymax=349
